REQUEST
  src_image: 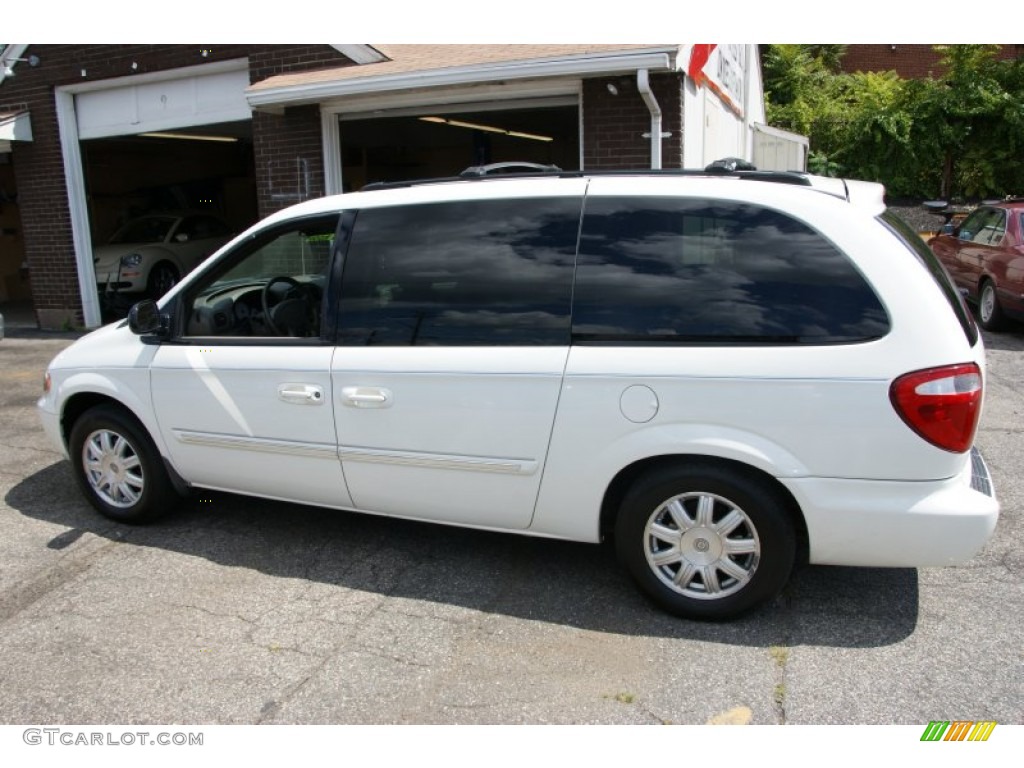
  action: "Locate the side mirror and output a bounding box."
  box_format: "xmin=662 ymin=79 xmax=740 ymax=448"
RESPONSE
xmin=175 ymin=233 xmax=190 ymax=243
xmin=127 ymin=299 xmax=168 ymax=338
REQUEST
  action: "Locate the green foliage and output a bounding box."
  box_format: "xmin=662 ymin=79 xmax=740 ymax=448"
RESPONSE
xmin=763 ymin=44 xmax=1024 ymax=199
xmin=807 ymin=150 xmax=841 ymax=177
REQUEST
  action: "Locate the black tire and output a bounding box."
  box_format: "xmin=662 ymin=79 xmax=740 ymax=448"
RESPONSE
xmin=615 ymin=463 xmax=796 ymax=620
xmin=146 ymin=262 xmax=179 ymax=298
xmin=68 ymin=404 xmax=180 ymax=524
xmin=977 ymin=280 xmax=1006 ymax=332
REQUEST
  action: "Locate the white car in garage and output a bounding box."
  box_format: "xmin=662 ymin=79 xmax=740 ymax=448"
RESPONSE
xmin=93 ymin=212 xmax=233 ymax=298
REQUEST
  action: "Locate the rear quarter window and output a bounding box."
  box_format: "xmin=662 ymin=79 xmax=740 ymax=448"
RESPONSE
xmin=879 ymin=211 xmax=979 ymax=346
xmin=573 ymin=197 xmax=890 ymax=344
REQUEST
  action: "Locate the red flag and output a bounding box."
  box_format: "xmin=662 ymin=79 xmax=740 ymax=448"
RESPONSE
xmin=688 ymin=44 xmax=717 ymax=86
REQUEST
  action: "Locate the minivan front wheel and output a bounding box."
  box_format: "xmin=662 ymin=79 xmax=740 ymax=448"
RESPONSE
xmin=616 ymin=464 xmax=795 ymax=620
xmin=68 ymin=405 xmax=178 ymax=523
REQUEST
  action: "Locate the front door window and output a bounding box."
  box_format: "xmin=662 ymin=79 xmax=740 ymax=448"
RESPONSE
xmin=182 ymin=215 xmax=338 ymax=339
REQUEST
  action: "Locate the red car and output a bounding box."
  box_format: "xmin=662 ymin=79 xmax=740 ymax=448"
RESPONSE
xmin=929 ymin=199 xmax=1024 ymax=331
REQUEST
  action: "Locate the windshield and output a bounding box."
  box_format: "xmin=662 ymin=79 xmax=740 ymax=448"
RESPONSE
xmin=109 ymin=216 xmax=177 ymax=245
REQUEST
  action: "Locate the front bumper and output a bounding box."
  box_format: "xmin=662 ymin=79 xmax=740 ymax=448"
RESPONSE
xmin=785 ymin=447 xmax=998 ymax=568
xmin=37 ymin=394 xmax=68 ymax=460
xmin=95 ymin=264 xmax=144 ymax=294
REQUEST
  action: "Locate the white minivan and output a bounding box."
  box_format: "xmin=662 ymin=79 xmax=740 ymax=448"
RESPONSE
xmin=38 ymin=166 xmax=999 ymax=620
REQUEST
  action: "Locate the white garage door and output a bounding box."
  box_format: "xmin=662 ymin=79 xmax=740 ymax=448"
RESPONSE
xmin=75 ymin=66 xmax=251 ymax=140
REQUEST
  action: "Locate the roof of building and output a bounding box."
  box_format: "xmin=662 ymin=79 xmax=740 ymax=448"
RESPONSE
xmin=247 ymin=44 xmax=682 ymax=108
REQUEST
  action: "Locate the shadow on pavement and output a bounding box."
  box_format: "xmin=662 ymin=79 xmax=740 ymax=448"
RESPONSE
xmin=6 ymin=460 xmax=919 ymax=648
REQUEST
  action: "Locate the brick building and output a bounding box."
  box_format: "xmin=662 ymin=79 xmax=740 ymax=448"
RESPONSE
xmin=840 ymin=44 xmax=1023 ymax=78
xmin=0 ymin=44 xmax=769 ymax=329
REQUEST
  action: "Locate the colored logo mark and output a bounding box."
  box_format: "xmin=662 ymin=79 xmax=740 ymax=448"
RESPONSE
xmin=921 ymin=721 xmax=996 ymax=742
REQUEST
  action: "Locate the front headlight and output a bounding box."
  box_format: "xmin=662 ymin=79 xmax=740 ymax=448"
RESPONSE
xmin=120 ymin=253 xmax=143 ymax=267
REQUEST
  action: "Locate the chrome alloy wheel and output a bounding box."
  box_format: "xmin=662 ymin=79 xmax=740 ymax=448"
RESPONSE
xmin=643 ymin=492 xmax=761 ymax=600
xmin=980 ymin=283 xmax=997 ymax=324
xmin=82 ymin=429 xmax=145 ymax=509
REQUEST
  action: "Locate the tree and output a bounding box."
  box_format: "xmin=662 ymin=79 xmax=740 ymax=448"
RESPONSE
xmin=762 ymin=44 xmax=1024 ymax=199
xmin=923 ymin=45 xmax=1024 ymax=198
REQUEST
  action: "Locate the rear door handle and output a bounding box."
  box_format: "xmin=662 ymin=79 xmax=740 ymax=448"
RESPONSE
xmin=341 ymin=386 xmax=393 ymax=408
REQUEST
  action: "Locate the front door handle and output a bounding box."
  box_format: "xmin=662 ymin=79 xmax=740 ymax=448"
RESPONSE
xmin=341 ymin=386 xmax=393 ymax=408
xmin=278 ymin=383 xmax=325 ymax=405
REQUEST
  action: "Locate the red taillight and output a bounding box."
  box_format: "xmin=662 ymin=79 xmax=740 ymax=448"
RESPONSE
xmin=890 ymin=363 xmax=983 ymax=453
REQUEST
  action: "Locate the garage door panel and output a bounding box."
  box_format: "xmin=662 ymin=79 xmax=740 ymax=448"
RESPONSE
xmin=77 ymin=68 xmax=251 ymax=140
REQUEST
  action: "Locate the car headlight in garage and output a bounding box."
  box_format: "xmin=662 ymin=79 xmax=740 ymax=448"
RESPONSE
xmin=120 ymin=253 xmax=143 ymax=267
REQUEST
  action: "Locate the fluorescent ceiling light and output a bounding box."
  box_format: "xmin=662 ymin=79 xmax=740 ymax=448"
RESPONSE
xmin=418 ymin=116 xmax=552 ymax=142
xmin=139 ymin=132 xmax=238 ymax=143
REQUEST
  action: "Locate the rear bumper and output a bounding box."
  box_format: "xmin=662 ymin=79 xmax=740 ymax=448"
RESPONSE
xmin=784 ymin=448 xmax=998 ymax=567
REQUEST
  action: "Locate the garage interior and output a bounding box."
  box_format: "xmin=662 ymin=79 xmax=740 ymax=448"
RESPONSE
xmin=0 ymin=154 xmax=29 ymax=305
xmin=81 ymin=120 xmax=257 ymax=247
xmin=0 ymin=122 xmax=259 ymax=321
xmin=77 ymin=120 xmax=257 ymax=319
xmin=339 ymin=103 xmax=579 ymax=190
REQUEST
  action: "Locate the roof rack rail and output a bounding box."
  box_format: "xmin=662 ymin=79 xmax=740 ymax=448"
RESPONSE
xmin=460 ymin=162 xmax=563 ymax=177
xmin=360 ymin=163 xmax=813 ymax=192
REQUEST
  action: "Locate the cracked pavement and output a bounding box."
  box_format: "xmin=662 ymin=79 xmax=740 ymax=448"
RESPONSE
xmin=0 ymin=323 xmax=1021 ymax=725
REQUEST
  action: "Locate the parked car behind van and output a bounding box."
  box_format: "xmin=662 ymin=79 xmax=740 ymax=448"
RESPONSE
xmin=929 ymin=199 xmax=1024 ymax=330
xmin=38 ymin=165 xmax=998 ymax=620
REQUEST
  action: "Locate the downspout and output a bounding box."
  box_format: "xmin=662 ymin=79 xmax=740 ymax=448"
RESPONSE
xmin=637 ymin=69 xmax=662 ymax=170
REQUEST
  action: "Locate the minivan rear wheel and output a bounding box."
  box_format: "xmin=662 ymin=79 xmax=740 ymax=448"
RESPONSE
xmin=615 ymin=464 xmax=795 ymax=620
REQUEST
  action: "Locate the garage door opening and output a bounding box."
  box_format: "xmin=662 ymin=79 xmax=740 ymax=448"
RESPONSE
xmin=81 ymin=121 xmax=257 ymax=317
xmin=340 ymin=104 xmax=579 ymax=190
xmin=83 ymin=121 xmax=256 ymax=244
xmin=0 ymin=153 xmax=31 ymax=314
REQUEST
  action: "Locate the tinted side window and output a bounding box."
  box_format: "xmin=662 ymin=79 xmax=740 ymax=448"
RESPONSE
xmin=337 ymin=198 xmax=580 ymax=346
xmin=880 ymin=211 xmax=978 ymax=346
xmin=573 ymin=197 xmax=889 ymax=344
